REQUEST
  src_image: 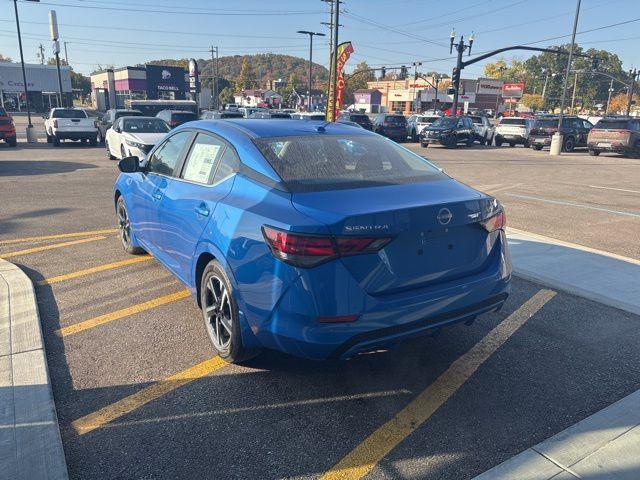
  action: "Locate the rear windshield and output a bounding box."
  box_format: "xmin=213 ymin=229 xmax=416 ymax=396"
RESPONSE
xmin=350 ymin=114 xmax=370 ymax=122
xmin=385 ymin=115 xmax=406 ymax=124
xmin=534 ymin=119 xmax=559 ymax=128
xmin=52 ymin=109 xmax=87 ymax=119
xmin=172 ymin=112 xmax=197 ymax=122
xmin=418 ymin=116 xmax=439 ymax=123
xmin=221 ymin=112 xmax=243 ymax=118
xmin=432 ymin=117 xmax=457 ymax=127
xmin=115 ymin=110 xmax=143 ymax=120
xmin=122 ymin=118 xmax=170 ymax=133
xmin=254 ymin=135 xmax=445 ymax=192
xmin=593 ymin=119 xmax=631 ymax=130
xmin=500 ymin=118 xmax=526 ymax=125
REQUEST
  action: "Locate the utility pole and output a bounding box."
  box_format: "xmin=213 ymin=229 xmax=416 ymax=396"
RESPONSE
xmin=13 ymin=0 xmax=38 ymax=142
xmin=297 ymin=31 xmax=326 ymax=112
xmin=551 ymin=0 xmax=581 ymax=155
xmin=605 ymin=78 xmax=614 ymax=114
xmin=209 ymin=46 xmax=218 ymax=110
xmin=411 ymin=61 xmax=422 ymax=112
xmin=321 ymin=0 xmax=334 ymax=114
xmin=49 ymin=10 xmax=64 ymax=107
xmin=449 ymin=29 xmax=474 ymax=116
xmin=328 ymin=0 xmax=340 ymax=121
xmin=570 ymin=72 xmax=578 ymax=114
xmin=37 ymin=43 xmax=45 ymax=64
xmin=626 ymin=68 xmax=637 ymax=116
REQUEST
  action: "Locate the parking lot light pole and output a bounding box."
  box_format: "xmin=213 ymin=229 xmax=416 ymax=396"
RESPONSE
xmin=550 ymin=0 xmax=581 ymax=156
xmin=297 ymin=31 xmax=325 ymax=112
xmin=13 ymin=0 xmax=39 ymax=142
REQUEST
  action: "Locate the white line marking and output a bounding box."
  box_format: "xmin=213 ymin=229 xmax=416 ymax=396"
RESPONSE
xmin=487 ymin=183 xmax=523 ymax=194
xmin=587 ymin=185 xmax=640 ymax=195
xmin=505 ymin=193 xmax=640 ymax=219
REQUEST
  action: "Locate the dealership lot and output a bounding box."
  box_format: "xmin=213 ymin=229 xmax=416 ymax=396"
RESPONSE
xmin=1 ymin=143 xmax=639 ymax=479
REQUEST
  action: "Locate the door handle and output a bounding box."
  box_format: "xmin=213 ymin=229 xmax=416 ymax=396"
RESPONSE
xmin=195 ymin=205 xmax=210 ymax=217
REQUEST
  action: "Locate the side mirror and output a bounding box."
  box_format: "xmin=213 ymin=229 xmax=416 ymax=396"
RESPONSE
xmin=118 ymin=156 xmax=140 ymax=173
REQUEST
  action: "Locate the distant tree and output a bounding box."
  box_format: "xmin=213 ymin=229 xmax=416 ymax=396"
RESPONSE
xmin=519 ymin=93 xmax=544 ymax=111
xmin=0 ymin=53 xmax=12 ymax=62
xmin=218 ymin=86 xmax=235 ymax=105
xmin=608 ymin=92 xmax=637 ymax=114
xmin=235 ymin=57 xmax=255 ymax=92
xmin=483 ymin=58 xmax=529 ymax=84
xmin=343 ymin=61 xmax=375 ymax=106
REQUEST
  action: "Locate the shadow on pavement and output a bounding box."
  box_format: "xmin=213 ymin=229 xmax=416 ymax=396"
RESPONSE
xmin=0 ymin=160 xmax=96 ymax=176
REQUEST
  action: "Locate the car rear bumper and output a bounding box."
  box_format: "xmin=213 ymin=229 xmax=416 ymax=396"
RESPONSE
xmin=587 ymin=141 xmax=632 ymax=153
xmin=530 ymin=136 xmax=552 ymax=146
xmin=54 ymin=130 xmax=97 ymax=140
xmin=250 ymin=231 xmax=512 ymax=360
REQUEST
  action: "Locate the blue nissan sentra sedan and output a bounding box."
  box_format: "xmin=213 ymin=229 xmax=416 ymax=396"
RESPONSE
xmin=114 ymin=119 xmax=511 ymax=362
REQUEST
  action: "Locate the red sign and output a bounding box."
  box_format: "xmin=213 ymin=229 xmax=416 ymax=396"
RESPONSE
xmin=502 ymin=82 xmax=525 ymax=98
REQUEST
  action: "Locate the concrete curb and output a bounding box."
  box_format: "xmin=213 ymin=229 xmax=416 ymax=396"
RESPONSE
xmin=0 ymin=258 xmax=68 ymax=480
xmin=472 ymin=389 xmax=640 ymax=479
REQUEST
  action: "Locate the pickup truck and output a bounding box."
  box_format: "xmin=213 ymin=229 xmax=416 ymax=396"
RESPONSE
xmin=44 ymin=108 xmax=98 ymax=146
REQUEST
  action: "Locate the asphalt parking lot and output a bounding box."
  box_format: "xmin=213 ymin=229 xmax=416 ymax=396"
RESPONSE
xmin=1 ymin=140 xmax=639 ymax=479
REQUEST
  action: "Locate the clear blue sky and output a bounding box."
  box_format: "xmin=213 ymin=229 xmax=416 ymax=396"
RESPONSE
xmin=1 ymin=0 xmax=638 ymax=77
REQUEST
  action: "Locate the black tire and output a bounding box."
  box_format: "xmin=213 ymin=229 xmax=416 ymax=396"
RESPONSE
xmin=46 ymin=132 xmax=52 ymax=144
xmin=116 ymin=196 xmax=144 ymax=255
xmin=444 ymin=135 xmax=458 ymax=149
xmin=411 ymin=129 xmax=418 ymax=142
xmin=484 ymin=137 xmax=490 ymax=146
xmin=531 ymin=144 xmax=543 ymax=151
xmin=200 ymin=260 xmax=259 ymax=363
xmin=588 ymin=149 xmax=600 ymax=156
xmin=509 ymin=143 xmax=515 ymax=147
xmin=563 ymin=137 xmax=575 ymax=153
xmin=89 ymin=136 xmax=97 ymax=147
xmin=420 ymin=142 xmax=428 ymax=148
xmin=97 ymin=130 xmax=104 ymax=144
xmin=52 ymin=135 xmax=60 ymax=146
xmin=495 ymin=136 xmax=503 ymax=147
xmin=6 ymin=137 xmax=17 ymax=147
xmin=105 ymin=141 xmax=115 ymax=160
xmin=466 ymin=137 xmax=474 ymax=147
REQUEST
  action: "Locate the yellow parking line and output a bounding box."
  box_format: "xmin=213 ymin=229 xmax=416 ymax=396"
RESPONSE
xmin=320 ymin=289 xmax=557 ymax=480
xmin=72 ymin=357 xmax=227 ymax=435
xmin=0 ymin=228 xmax=117 ymax=246
xmin=38 ymin=256 xmax=153 ymax=286
xmin=0 ymin=236 xmax=106 ymax=259
xmin=55 ymin=289 xmax=191 ymax=337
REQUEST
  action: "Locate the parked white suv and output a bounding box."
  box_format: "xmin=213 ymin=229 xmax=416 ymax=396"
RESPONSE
xmin=494 ymin=117 xmax=532 ymax=147
xmin=44 ymin=108 xmax=98 ymax=146
xmin=407 ymin=113 xmax=441 ymax=141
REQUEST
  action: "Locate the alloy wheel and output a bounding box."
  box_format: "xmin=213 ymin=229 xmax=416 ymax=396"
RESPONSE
xmin=204 ymin=275 xmax=233 ymax=352
xmin=117 ymin=200 xmax=131 ymax=248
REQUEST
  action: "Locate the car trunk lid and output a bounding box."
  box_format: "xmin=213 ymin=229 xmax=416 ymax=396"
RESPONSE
xmin=291 ymin=180 xmax=499 ymax=295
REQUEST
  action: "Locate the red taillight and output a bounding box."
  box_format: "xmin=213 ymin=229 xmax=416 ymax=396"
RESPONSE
xmin=481 ymin=210 xmax=506 ymax=233
xmin=262 ymin=226 xmax=392 ymax=268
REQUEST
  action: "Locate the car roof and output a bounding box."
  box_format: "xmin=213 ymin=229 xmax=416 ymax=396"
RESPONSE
xmin=189 ymin=119 xmax=372 ymax=139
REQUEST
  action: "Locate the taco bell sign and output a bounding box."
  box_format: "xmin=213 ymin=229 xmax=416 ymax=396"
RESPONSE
xmin=188 ymin=59 xmax=200 ymax=94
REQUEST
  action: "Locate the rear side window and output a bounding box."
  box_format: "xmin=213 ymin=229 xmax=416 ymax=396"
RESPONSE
xmin=52 ymin=109 xmax=87 ymax=119
xmin=181 ymin=134 xmax=224 ymax=184
xmin=386 ymin=115 xmax=406 ymax=124
xmin=350 ymin=114 xmax=370 ymax=122
xmin=147 ymin=131 xmax=192 ymax=176
xmin=172 ymin=112 xmax=197 ymax=123
xmin=254 ymin=135 xmax=445 ymax=192
xmin=212 ymin=147 xmax=240 ymax=184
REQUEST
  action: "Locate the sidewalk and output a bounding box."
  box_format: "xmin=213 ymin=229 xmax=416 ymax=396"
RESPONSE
xmin=473 ymin=390 xmax=640 ymax=479
xmin=0 ymin=258 xmax=68 ymax=480
xmin=473 ymin=229 xmax=640 ymax=480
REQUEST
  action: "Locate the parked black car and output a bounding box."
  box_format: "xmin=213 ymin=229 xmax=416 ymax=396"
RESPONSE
xmin=373 ymin=113 xmax=407 ymax=141
xmin=156 ymin=109 xmax=198 ymax=128
xmin=338 ymin=112 xmax=373 ymax=130
xmin=420 ymin=116 xmax=475 ymax=148
xmin=200 ymin=110 xmax=244 ymax=119
xmin=97 ymin=109 xmax=143 ymax=143
xmin=529 ymin=116 xmax=593 ymax=152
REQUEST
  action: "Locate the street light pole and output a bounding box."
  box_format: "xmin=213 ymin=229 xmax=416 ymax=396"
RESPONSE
xmin=13 ymin=0 xmax=39 ymax=142
xmin=626 ymin=68 xmax=637 ymax=116
xmin=449 ymin=30 xmax=474 ymax=116
xmin=550 ymin=0 xmax=581 ymax=156
xmin=297 ymin=31 xmax=325 ymax=112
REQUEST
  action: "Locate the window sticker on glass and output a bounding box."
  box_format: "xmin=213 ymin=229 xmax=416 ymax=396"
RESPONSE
xmin=183 ymin=143 xmax=222 ymax=184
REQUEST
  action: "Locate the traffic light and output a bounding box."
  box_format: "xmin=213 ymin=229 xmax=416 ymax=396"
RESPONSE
xmin=451 ymin=67 xmax=461 ymax=88
xmin=380 ymin=66 xmax=386 ymax=79
xmin=399 ymin=65 xmax=407 ymax=80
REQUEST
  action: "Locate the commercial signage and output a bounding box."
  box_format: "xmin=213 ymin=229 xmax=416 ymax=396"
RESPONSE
xmin=145 ymin=64 xmax=187 ymax=100
xmin=477 ymin=78 xmax=503 ymax=95
xmin=0 ymin=63 xmax=71 ymax=93
xmin=327 ymin=41 xmax=354 ymax=121
xmin=502 ymin=82 xmax=525 ymax=98
xmin=188 ymin=58 xmax=200 ymax=94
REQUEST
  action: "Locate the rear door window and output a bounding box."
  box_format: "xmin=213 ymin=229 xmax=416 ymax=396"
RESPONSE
xmin=180 ymin=133 xmax=224 ymax=184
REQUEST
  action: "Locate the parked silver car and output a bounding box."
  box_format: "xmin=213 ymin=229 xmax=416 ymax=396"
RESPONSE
xmin=407 ymin=113 xmax=441 ymax=141
xmin=469 ymin=115 xmax=495 ymax=145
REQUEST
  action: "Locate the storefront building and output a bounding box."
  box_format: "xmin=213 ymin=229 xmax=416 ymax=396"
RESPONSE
xmin=0 ymin=62 xmax=72 ymax=112
xmin=91 ymin=64 xmax=187 ymax=111
xmin=353 ymin=89 xmax=382 ymax=113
